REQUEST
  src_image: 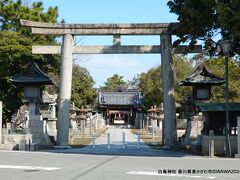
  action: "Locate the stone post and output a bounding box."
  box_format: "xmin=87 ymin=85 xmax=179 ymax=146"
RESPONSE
xmin=0 ymin=101 xmax=2 ymax=144
xmin=57 ymin=34 xmax=73 ymax=146
xmin=81 ymin=120 xmax=84 ymax=138
xmin=137 ymin=131 xmax=140 ymax=149
xmin=152 ymin=119 xmax=155 ymax=139
xmin=235 ymin=117 xmax=240 ymax=158
xmin=146 ymin=116 xmax=149 ymax=134
xmin=89 ymin=117 xmax=92 ymax=135
xmin=122 ymin=132 xmax=125 ymax=149
xmin=92 ymin=133 xmax=96 ymax=149
xmin=209 ymin=130 xmax=215 ymax=157
xmin=160 ymin=34 xmax=177 ymax=146
xmin=107 ymin=132 xmax=110 ymax=150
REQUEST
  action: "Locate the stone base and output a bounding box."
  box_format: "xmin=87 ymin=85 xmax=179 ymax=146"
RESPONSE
xmin=0 ymin=144 xmax=5 ymax=150
xmin=235 ymin=154 xmax=240 ymax=158
xmin=29 ymin=115 xmax=52 ymax=145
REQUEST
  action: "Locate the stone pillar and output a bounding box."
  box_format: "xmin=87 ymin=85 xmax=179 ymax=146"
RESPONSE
xmin=0 ymin=101 xmax=2 ymax=144
xmin=236 ymin=117 xmax=240 ymax=158
xmin=160 ymin=34 xmax=176 ymax=146
xmin=209 ymin=130 xmax=215 ymax=157
xmin=57 ymin=34 xmax=73 ymax=146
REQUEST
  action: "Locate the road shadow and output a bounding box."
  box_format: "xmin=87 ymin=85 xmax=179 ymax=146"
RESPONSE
xmin=43 ymin=142 xmax=199 ymax=158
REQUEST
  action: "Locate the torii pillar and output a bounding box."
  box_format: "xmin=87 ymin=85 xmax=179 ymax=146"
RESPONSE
xmin=161 ymin=34 xmax=176 ymax=146
xmin=57 ymin=34 xmax=73 ymax=146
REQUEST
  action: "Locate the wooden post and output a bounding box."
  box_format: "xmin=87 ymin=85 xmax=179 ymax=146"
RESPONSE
xmin=209 ymin=130 xmax=215 ymax=157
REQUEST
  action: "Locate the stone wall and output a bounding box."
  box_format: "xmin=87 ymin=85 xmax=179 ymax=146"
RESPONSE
xmin=3 ymin=133 xmax=32 ymax=150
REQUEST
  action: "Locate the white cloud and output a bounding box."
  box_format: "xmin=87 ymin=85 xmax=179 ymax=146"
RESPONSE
xmin=75 ymin=54 xmax=160 ymax=87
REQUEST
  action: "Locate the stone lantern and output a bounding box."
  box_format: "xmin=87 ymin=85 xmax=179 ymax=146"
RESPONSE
xmin=10 ymin=62 xmax=54 ymax=145
xmin=180 ymin=64 xmax=225 ymax=101
xmin=10 ymin=63 xmax=54 ymax=115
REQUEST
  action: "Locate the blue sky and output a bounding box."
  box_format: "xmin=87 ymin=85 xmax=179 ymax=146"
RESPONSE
xmin=40 ymin=0 xmax=178 ymax=87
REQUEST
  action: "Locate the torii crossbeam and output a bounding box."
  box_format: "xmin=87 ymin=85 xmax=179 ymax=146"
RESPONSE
xmin=21 ymin=20 xmax=202 ymax=147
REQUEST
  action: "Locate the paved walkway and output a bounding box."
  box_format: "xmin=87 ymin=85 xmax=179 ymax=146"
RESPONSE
xmin=48 ymin=126 xmax=197 ymax=157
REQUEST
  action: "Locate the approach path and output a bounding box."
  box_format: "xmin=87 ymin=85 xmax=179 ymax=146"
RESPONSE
xmin=50 ymin=125 xmax=196 ymax=157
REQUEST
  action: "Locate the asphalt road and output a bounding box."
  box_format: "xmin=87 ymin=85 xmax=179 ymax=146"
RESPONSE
xmin=0 ymin=151 xmax=240 ymax=180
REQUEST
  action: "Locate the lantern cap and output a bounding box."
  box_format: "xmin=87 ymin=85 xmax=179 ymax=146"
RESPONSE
xmin=180 ymin=64 xmax=225 ymax=86
xmin=10 ymin=62 xmax=54 ymax=86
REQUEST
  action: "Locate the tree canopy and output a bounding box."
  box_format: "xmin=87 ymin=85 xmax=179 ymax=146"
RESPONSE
xmin=139 ymin=54 xmax=240 ymax=110
xmin=71 ymin=64 xmax=97 ymax=107
xmin=0 ymin=0 xmax=60 ymax=121
xmin=139 ymin=55 xmax=192 ymax=110
xmin=0 ymin=0 xmax=58 ymax=32
xmin=167 ymin=0 xmax=240 ymax=56
xmin=205 ymin=57 xmax=240 ymax=103
xmin=102 ymin=74 xmax=126 ymax=90
xmin=0 ymin=1 xmax=97 ymax=123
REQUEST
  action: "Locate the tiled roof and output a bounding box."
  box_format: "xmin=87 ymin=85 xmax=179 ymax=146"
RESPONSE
xmin=98 ymin=89 xmax=142 ymax=105
xmin=10 ymin=63 xmax=54 ymax=85
xmin=180 ymin=65 xmax=225 ymax=86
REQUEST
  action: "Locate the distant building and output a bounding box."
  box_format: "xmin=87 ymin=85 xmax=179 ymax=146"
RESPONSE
xmin=97 ymin=89 xmax=142 ymax=125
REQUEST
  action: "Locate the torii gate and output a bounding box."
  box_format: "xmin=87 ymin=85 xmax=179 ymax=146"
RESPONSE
xmin=20 ymin=20 xmax=202 ymax=147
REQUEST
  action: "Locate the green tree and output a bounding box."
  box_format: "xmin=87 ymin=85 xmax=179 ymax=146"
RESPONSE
xmin=0 ymin=0 xmax=58 ymax=33
xmin=167 ymin=0 xmax=240 ymax=55
xmin=173 ymin=55 xmax=193 ymax=102
xmin=103 ymin=74 xmax=126 ymax=89
xmin=139 ymin=55 xmax=193 ymax=110
xmin=139 ymin=66 xmax=162 ymax=111
xmin=71 ymin=64 xmax=97 ymax=107
xmin=204 ymin=57 xmax=240 ymax=102
xmin=0 ymin=0 xmax=60 ymax=121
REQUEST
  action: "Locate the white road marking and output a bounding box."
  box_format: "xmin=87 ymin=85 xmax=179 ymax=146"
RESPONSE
xmin=126 ymin=171 xmax=216 ymax=179
xmin=0 ymin=165 xmax=60 ymax=171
